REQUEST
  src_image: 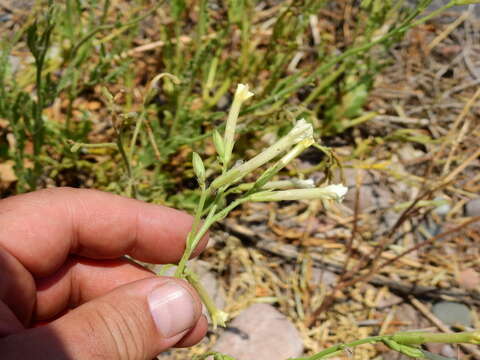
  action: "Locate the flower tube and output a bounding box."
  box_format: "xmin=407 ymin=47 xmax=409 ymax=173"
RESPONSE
xmin=211 ymin=119 xmax=314 ymax=189
xmin=223 ymin=84 xmax=254 ymax=166
xmin=249 ymin=184 xmax=348 ymax=203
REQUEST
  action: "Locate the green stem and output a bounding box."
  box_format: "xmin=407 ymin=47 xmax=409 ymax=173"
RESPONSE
xmin=192 ymin=186 xmax=209 ymax=235
xmin=291 ymin=331 xmax=480 ymax=360
xmin=175 ymin=201 xmax=217 ymax=278
xmin=392 ymin=331 xmax=480 ymax=345
xmin=128 ymin=110 xmax=146 ymax=163
xmin=290 ymin=336 xmax=386 ymax=360
xmin=70 ymin=142 xmax=118 ymax=151
xmin=175 ymin=197 xmax=247 ymax=277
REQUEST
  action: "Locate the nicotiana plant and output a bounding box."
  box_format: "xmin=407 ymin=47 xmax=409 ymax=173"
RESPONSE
xmin=170 ymin=84 xmax=480 ymax=360
xmin=171 ymin=83 xmax=347 ymax=327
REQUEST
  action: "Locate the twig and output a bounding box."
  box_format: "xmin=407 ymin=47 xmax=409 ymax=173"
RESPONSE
xmin=427 ymin=10 xmax=469 ymax=53
xmin=304 ymin=215 xmax=480 ymax=327
xmin=378 ymin=216 xmax=480 ymax=271
xmin=373 ymin=115 xmax=429 ymax=126
xmin=223 ymin=224 xmax=480 ymax=304
xmin=442 ymin=87 xmax=480 ymax=176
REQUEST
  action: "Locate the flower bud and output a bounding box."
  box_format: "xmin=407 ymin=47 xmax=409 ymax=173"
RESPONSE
xmin=192 ymin=152 xmax=205 ymax=186
xmin=213 ymin=129 xmax=225 ymax=160
xmin=223 ymin=84 xmax=254 ymax=166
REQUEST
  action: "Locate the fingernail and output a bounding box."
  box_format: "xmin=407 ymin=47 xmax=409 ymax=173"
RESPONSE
xmin=148 ymin=281 xmax=196 ymax=338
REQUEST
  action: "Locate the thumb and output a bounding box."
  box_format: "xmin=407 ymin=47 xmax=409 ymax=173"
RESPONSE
xmin=1 ymin=277 xmax=204 ymax=360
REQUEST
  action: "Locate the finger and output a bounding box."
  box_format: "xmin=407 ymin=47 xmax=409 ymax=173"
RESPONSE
xmin=0 ymin=188 xmax=208 ymax=278
xmin=1 ymin=277 xmax=205 ymax=360
xmin=0 ymin=301 xmax=24 ymax=337
xmin=0 ymin=246 xmax=35 ymax=326
xmin=174 ymin=315 xmax=208 ymax=348
xmin=35 ymin=257 xmax=157 ymax=320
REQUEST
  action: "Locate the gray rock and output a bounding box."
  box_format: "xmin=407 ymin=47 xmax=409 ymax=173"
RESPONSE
xmin=432 ymin=302 xmax=472 ymax=327
xmin=213 ymin=304 xmax=304 ymax=360
xmin=433 ymin=197 xmax=451 ymax=217
xmin=425 ymin=343 xmax=456 ymax=359
xmin=465 ymin=198 xmax=480 ymax=217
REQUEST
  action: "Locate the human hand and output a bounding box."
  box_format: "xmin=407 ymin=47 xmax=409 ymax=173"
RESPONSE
xmin=0 ymin=188 xmax=208 ymax=359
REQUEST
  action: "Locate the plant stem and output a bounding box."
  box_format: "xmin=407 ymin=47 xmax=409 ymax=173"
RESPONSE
xmin=175 ymin=197 xmax=247 ymax=277
xmin=392 ymin=331 xmax=480 ymax=345
xmin=128 ymin=110 xmax=146 ymax=163
xmin=192 ymin=186 xmax=209 ymax=235
xmin=290 ymin=331 xmax=480 ymax=360
xmin=290 ymin=336 xmax=386 ymax=360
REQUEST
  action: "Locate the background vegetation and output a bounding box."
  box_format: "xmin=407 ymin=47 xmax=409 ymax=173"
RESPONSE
xmin=1 ymin=0 xmax=479 ymax=359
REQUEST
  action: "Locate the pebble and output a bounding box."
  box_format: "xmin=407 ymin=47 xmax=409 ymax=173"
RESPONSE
xmin=465 ymin=198 xmax=480 ymax=217
xmin=425 ymin=343 xmax=456 ymax=358
xmin=433 ymin=197 xmax=451 ymax=217
xmin=213 ymin=303 xmax=304 ymax=360
xmin=310 ymin=267 xmax=337 ymax=288
xmin=432 ymin=302 xmax=472 ymax=327
xmin=457 ymin=268 xmax=480 ymax=290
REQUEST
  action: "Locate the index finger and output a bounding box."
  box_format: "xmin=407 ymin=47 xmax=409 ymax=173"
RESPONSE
xmin=0 ymin=188 xmax=206 ymax=277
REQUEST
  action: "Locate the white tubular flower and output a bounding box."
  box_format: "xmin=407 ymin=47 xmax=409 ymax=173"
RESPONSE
xmin=223 ymin=84 xmax=254 ymax=165
xmin=249 ymin=183 xmax=348 ymax=203
xmin=263 ymin=178 xmax=315 ymax=190
xmin=211 ymin=119 xmax=314 ymax=189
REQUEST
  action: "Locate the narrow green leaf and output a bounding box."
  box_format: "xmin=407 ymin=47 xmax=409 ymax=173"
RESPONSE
xmin=171 ymin=0 xmax=186 ymax=19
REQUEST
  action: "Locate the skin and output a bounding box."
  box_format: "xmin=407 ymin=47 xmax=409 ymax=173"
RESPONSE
xmin=0 ymin=187 xmax=209 ymax=359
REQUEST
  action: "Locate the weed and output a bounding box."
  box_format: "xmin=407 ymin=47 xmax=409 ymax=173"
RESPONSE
xmin=0 ymin=0 xmax=465 ymax=201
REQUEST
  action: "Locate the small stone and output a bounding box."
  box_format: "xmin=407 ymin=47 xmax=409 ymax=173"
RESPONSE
xmin=440 ymin=344 xmax=457 ymax=358
xmin=465 ymin=198 xmax=480 ymax=217
xmin=310 ymin=267 xmax=337 ymax=288
xmin=425 ymin=343 xmax=456 ymax=358
xmin=395 ymin=303 xmax=430 ymax=329
xmin=457 ymin=268 xmax=480 ymax=290
xmin=433 ymin=197 xmax=450 ymax=217
xmin=213 ymin=304 xmax=304 ymax=360
xmin=432 ymin=302 xmax=472 ymax=327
